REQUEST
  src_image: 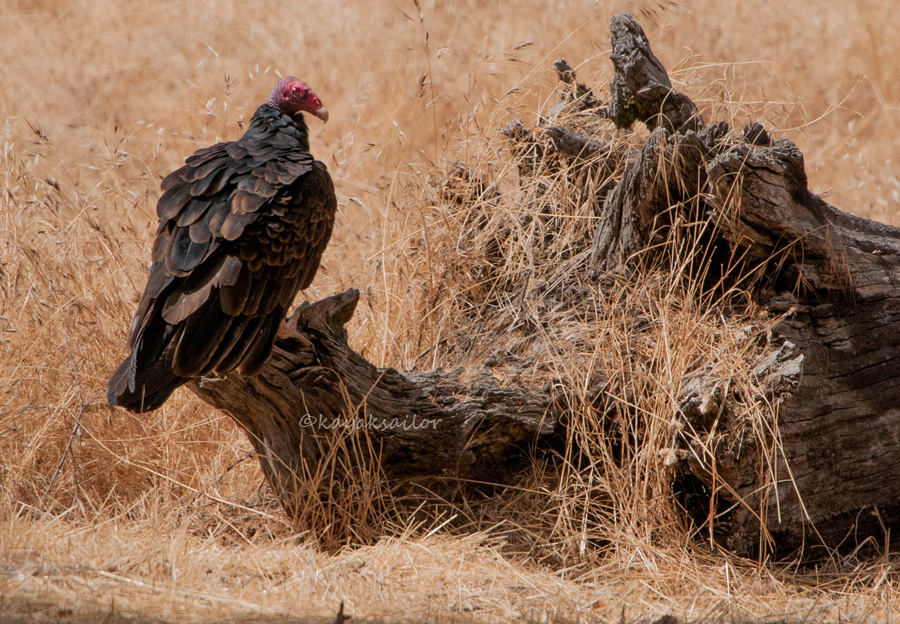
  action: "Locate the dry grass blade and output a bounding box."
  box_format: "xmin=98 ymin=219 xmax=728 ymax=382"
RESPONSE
xmin=2 ymin=1 xmax=900 ymax=622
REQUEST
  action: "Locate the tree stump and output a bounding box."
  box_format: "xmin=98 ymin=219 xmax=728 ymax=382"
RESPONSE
xmin=187 ymin=13 xmax=900 ymax=559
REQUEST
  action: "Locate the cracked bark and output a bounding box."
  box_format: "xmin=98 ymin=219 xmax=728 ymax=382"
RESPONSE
xmin=587 ymin=13 xmax=900 ymax=557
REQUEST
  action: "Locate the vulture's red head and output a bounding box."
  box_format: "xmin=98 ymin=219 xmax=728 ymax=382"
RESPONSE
xmin=269 ymin=77 xmax=329 ymax=122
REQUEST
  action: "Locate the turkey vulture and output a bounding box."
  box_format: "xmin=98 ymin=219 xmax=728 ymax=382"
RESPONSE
xmin=108 ymin=76 xmax=336 ymax=412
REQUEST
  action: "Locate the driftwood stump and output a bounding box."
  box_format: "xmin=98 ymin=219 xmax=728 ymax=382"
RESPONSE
xmin=189 ymin=13 xmax=900 ymax=559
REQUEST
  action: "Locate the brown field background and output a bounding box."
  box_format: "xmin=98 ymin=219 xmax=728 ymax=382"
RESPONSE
xmin=2 ymin=0 xmax=900 ymax=622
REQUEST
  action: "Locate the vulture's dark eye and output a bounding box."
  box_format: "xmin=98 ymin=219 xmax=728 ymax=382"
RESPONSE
xmin=291 ymin=87 xmax=300 ymax=95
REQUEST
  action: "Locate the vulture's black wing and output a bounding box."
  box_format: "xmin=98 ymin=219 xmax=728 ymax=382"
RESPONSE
xmin=108 ymin=106 xmax=336 ymax=412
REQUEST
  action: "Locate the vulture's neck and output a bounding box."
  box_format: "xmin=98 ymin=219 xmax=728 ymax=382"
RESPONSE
xmin=246 ymin=104 xmax=311 ymax=153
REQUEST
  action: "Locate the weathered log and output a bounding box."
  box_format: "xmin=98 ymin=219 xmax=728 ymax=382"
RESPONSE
xmin=188 ymin=290 xmax=557 ymax=519
xmin=588 ymin=127 xmax=708 ymax=275
xmin=184 ymin=12 xmax=900 ymax=560
xmin=589 ymin=13 xmax=900 ymax=558
xmin=706 ymin=138 xmax=900 ymax=557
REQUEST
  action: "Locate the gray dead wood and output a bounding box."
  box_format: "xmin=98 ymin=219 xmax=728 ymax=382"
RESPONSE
xmin=607 ymin=13 xmax=701 ymax=133
xmin=588 ymin=13 xmax=900 ymax=558
xmin=188 ymin=290 xmax=556 ymax=519
xmin=543 ymin=126 xmax=608 ymax=160
xmin=705 ymin=139 xmax=900 ymax=557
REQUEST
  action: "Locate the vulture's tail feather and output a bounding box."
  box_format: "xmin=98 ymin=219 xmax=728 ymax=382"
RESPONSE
xmin=107 ymin=350 xmax=188 ymax=413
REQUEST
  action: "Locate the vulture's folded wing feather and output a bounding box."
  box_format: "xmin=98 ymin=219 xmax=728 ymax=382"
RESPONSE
xmin=109 ymin=88 xmax=337 ymax=413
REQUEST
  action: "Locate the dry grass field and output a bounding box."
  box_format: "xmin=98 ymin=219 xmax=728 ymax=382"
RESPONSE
xmin=2 ymin=0 xmax=900 ymax=622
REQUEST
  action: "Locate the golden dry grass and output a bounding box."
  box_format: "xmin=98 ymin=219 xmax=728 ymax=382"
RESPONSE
xmin=2 ymin=0 xmax=900 ymax=622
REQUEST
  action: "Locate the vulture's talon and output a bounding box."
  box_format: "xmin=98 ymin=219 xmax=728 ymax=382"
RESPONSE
xmin=277 ymin=319 xmax=315 ymax=349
